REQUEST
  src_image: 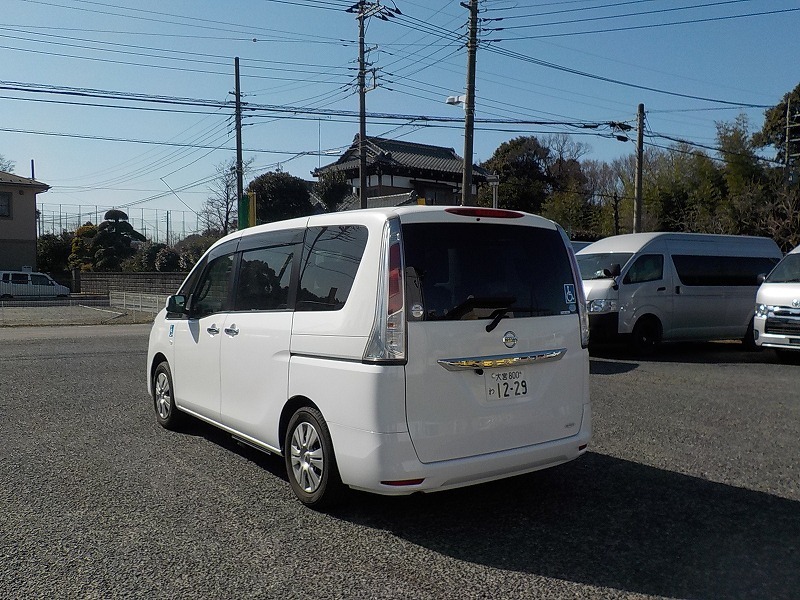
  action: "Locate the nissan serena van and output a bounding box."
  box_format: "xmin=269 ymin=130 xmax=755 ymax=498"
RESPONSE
xmin=147 ymin=206 xmax=591 ymax=508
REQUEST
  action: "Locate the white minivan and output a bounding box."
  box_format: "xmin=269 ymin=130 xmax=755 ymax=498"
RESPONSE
xmin=754 ymin=244 xmax=800 ymax=361
xmin=0 ymin=271 xmax=70 ymax=298
xmin=147 ymin=206 xmax=591 ymax=508
xmin=576 ymin=232 xmax=782 ymax=352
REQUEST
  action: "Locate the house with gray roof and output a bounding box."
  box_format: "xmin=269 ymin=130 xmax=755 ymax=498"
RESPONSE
xmin=0 ymin=171 xmax=50 ymax=270
xmin=312 ymin=135 xmax=488 ymax=207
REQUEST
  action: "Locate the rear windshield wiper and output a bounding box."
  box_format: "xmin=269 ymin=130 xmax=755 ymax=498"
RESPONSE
xmin=444 ymin=296 xmax=516 ymax=321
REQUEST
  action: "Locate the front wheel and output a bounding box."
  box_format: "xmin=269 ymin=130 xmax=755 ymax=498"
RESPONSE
xmin=631 ymin=317 xmax=661 ymax=356
xmin=152 ymin=361 xmax=183 ymax=430
xmin=284 ymin=407 xmax=343 ymax=509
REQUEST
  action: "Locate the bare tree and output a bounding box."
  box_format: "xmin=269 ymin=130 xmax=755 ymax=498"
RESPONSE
xmin=0 ymin=154 xmax=14 ymax=173
xmin=200 ymin=158 xmax=253 ymax=236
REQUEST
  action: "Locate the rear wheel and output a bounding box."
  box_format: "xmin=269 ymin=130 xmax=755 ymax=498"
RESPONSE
xmin=631 ymin=316 xmax=661 ymax=355
xmin=284 ymin=407 xmax=343 ymax=509
xmin=152 ymin=361 xmax=183 ymax=430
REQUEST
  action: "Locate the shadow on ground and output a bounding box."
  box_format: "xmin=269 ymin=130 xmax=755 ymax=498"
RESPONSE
xmin=330 ymin=452 xmax=799 ymax=600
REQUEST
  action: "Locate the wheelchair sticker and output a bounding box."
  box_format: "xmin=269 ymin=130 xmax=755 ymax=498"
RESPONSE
xmin=564 ymin=284 xmax=576 ymax=304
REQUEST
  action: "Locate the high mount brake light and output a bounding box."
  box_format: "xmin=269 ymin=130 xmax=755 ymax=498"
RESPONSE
xmin=445 ymin=207 xmax=524 ymax=219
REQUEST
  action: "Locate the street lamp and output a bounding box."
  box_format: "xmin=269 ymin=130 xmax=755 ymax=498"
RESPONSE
xmin=486 ymin=174 xmax=500 ymax=209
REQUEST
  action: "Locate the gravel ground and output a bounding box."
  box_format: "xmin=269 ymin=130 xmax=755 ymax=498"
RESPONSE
xmin=0 ymin=304 xmax=156 ymax=327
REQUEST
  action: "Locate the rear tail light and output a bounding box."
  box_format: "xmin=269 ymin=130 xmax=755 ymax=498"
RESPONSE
xmin=565 ymin=234 xmax=590 ymax=349
xmin=364 ymin=218 xmax=407 ymax=364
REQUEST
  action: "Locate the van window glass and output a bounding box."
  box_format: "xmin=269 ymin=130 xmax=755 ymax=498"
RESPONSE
xmin=623 ymin=254 xmax=663 ymax=284
xmin=178 ymin=258 xmax=206 ymax=297
xmin=576 ymin=253 xmax=633 ymax=280
xmin=11 ymin=273 xmax=28 ymax=284
xmin=234 ymin=244 xmax=296 ymax=311
xmin=672 ymin=255 xmax=779 ymax=286
xmin=191 ymin=254 xmax=234 ymax=317
xmin=1 ymin=273 xmax=9 ymax=283
xmin=402 ymin=223 xmax=576 ymax=321
xmin=30 ymin=274 xmax=52 ymax=286
xmin=296 ymin=225 xmax=368 ymax=311
xmin=766 ymin=254 xmax=800 ymax=283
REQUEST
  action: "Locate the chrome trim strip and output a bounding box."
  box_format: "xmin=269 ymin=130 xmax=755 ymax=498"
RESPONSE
xmin=437 ymin=348 xmax=567 ymax=371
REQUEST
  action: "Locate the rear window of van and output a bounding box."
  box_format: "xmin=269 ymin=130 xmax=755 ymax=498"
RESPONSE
xmin=402 ymin=223 xmax=576 ymax=321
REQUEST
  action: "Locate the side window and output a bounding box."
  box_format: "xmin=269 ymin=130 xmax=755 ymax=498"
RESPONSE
xmin=11 ymin=273 xmax=28 ymax=284
xmin=31 ymin=274 xmax=52 ymax=286
xmin=190 ymin=254 xmax=234 ymax=318
xmin=234 ymin=244 xmax=295 ymax=311
xmin=296 ymin=225 xmax=368 ymax=311
xmin=623 ymin=254 xmax=664 ymax=284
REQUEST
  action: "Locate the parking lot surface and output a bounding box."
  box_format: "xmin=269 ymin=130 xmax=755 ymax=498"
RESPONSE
xmin=0 ymin=325 xmax=798 ymax=599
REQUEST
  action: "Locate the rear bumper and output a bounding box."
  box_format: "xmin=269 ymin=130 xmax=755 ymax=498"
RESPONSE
xmin=329 ymin=403 xmax=592 ymax=495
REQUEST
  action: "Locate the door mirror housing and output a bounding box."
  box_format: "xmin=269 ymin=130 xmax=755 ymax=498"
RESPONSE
xmin=756 ymin=273 xmax=766 ymax=285
xmin=166 ymin=294 xmax=187 ymax=315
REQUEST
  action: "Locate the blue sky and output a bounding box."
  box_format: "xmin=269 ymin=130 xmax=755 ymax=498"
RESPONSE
xmin=3 ymin=0 xmax=799 ymax=238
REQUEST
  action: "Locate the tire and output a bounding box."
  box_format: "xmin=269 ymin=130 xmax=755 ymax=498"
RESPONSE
xmin=284 ymin=407 xmax=343 ymax=509
xmin=631 ymin=316 xmax=661 ymax=356
xmin=152 ymin=361 xmax=184 ymax=430
xmin=741 ymin=317 xmax=759 ymax=351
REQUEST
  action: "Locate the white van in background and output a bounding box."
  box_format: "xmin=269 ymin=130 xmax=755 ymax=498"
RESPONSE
xmin=147 ymin=206 xmax=591 ymax=508
xmin=576 ymin=233 xmax=782 ymax=353
xmin=754 ymin=244 xmax=800 ymax=361
xmin=0 ymin=271 xmax=70 ymax=298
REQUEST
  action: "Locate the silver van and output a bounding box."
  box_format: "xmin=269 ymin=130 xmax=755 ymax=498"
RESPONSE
xmin=576 ymin=233 xmax=782 ymax=352
xmin=754 ymin=244 xmax=800 ymax=361
xmin=0 ymin=271 xmax=70 ymax=298
xmin=147 ymin=206 xmax=591 ymax=508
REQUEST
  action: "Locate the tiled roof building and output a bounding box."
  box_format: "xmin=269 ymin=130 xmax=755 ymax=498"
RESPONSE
xmin=313 ymin=135 xmax=488 ymax=206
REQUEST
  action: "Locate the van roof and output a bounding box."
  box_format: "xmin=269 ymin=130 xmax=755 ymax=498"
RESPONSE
xmin=577 ymin=232 xmax=781 ymax=256
xmin=211 ymin=206 xmax=559 ymax=253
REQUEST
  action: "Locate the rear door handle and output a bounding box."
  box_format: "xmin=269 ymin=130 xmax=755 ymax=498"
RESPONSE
xmin=224 ymin=326 xmax=239 ymax=336
xmin=675 ymin=286 xmax=681 ymax=294
xmin=657 ymin=287 xmax=666 ymax=292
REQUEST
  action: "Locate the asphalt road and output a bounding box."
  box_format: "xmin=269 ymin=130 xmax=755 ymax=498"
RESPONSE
xmin=1 ymin=326 xmax=798 ymax=600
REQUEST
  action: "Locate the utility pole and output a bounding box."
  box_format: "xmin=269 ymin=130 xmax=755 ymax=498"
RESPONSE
xmin=234 ymin=57 xmax=244 ymax=216
xmin=348 ymin=1 xmax=398 ymax=208
xmin=461 ymin=0 xmax=479 ymax=206
xmin=358 ymin=9 xmax=368 ymax=209
xmin=633 ymin=103 xmax=645 ymax=233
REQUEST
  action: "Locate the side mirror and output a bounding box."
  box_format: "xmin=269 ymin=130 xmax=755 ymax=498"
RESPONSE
xmin=609 ymin=263 xmax=621 ymax=277
xmin=166 ymin=294 xmax=187 ymax=315
xmin=756 ymin=273 xmax=766 ymax=285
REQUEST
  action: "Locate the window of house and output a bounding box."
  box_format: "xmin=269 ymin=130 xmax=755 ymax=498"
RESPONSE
xmin=0 ymin=192 xmax=11 ymax=218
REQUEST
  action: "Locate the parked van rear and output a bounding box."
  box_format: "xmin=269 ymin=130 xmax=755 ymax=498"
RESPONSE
xmin=0 ymin=271 xmax=70 ymax=298
xmin=147 ymin=206 xmax=591 ymax=507
xmin=576 ymin=233 xmax=782 ymax=352
xmin=754 ymin=244 xmax=800 ymax=361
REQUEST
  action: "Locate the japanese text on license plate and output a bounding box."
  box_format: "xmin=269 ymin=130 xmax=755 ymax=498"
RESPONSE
xmin=485 ymin=370 xmax=528 ymax=400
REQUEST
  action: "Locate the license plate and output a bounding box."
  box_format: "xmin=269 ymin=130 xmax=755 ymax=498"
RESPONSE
xmin=485 ymin=369 xmax=528 ymax=400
